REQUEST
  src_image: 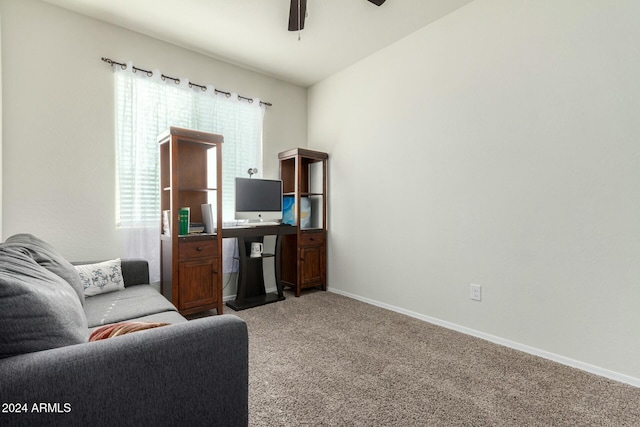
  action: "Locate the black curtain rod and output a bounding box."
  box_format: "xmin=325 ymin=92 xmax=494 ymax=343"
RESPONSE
xmin=101 ymin=57 xmax=272 ymax=107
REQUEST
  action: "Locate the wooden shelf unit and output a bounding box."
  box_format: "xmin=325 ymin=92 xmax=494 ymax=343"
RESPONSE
xmin=158 ymin=127 xmax=224 ymax=315
xmin=278 ymin=148 xmax=328 ymax=297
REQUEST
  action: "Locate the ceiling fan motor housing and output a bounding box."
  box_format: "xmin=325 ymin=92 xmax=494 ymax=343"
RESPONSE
xmin=289 ymin=0 xmax=386 ymax=32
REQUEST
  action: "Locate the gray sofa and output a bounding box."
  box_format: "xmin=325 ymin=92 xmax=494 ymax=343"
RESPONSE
xmin=0 ymin=234 xmax=248 ymax=427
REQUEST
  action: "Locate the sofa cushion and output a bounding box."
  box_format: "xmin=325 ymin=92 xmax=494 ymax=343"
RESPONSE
xmin=75 ymin=259 xmax=125 ymax=297
xmin=0 ymin=247 xmax=89 ymax=359
xmin=84 ymin=284 xmax=179 ymax=328
xmin=3 ymin=233 xmax=85 ymax=306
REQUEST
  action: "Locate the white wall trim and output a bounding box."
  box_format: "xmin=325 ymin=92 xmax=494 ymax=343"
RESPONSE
xmin=328 ymin=288 xmax=640 ymax=388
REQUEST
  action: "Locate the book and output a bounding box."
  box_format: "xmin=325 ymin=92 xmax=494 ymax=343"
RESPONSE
xmin=189 ymin=223 xmax=205 ymax=233
xmin=179 ymin=207 xmax=190 ymax=235
xmin=162 ymin=210 xmax=171 ymax=235
xmin=201 ymin=203 xmax=216 ymax=234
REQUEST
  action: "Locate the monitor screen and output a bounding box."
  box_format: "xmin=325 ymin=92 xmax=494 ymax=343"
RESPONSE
xmin=234 ymin=177 xmax=283 ymax=222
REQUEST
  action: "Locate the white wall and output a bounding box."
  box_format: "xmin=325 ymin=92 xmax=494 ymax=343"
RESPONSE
xmin=0 ymin=0 xmax=306 ymax=266
xmin=309 ymin=0 xmax=640 ymax=381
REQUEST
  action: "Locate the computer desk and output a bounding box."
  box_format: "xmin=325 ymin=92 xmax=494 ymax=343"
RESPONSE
xmin=222 ymin=224 xmax=296 ymax=310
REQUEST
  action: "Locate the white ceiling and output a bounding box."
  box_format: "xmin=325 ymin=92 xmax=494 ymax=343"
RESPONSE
xmin=42 ymin=0 xmax=474 ymax=87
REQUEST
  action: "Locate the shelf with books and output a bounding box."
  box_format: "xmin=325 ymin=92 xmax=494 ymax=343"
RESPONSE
xmin=158 ymin=127 xmax=224 ymax=316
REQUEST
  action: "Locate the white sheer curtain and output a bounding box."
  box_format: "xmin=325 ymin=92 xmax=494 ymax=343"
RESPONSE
xmin=114 ymin=62 xmax=265 ymax=282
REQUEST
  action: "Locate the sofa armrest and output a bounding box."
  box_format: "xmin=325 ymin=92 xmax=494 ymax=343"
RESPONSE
xmin=0 ymin=315 xmax=248 ymax=427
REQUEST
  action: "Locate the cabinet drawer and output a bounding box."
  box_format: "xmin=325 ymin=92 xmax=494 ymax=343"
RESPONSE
xmin=179 ymin=239 xmax=217 ymax=260
xmin=299 ymin=232 xmax=325 ymax=247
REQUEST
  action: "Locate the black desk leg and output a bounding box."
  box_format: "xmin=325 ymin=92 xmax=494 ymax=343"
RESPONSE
xmin=235 ymin=236 xmax=248 ymax=303
xmin=275 ymin=234 xmax=284 ymax=298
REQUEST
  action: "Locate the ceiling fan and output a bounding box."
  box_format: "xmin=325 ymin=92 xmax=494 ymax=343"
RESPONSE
xmin=288 ymin=0 xmax=387 ymax=32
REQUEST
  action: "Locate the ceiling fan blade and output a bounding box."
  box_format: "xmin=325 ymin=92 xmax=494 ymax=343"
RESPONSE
xmin=288 ymin=0 xmax=307 ymax=31
xmin=368 ymin=0 xmax=387 ymax=5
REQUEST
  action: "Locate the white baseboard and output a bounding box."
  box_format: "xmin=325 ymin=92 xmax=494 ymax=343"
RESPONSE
xmin=328 ymin=288 xmax=640 ymax=388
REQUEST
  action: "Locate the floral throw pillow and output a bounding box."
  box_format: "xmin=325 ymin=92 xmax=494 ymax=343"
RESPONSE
xmin=75 ymin=259 xmax=125 ymax=297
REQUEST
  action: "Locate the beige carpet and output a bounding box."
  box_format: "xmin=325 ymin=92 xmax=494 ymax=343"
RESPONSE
xmin=201 ymin=290 xmax=640 ymax=426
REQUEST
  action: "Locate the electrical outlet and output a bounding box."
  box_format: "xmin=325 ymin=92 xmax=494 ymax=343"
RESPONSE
xmin=470 ymin=284 xmax=482 ymax=301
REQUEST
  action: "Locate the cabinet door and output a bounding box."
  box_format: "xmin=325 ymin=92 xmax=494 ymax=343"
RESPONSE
xmin=178 ymin=258 xmax=218 ymax=311
xmin=300 ymin=244 xmax=324 ymax=288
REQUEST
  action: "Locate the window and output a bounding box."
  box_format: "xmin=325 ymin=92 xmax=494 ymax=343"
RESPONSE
xmin=115 ymin=67 xmax=265 ymax=228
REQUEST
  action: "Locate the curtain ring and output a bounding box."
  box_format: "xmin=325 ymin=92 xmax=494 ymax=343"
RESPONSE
xmin=189 ymin=82 xmax=207 ymax=92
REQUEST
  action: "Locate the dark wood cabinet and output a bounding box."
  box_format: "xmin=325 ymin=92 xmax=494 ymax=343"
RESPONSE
xmin=158 ymin=127 xmax=223 ymax=315
xmin=299 ymin=232 xmax=325 ymax=288
xmin=179 ymin=258 xmax=219 ymax=311
xmin=278 ymin=148 xmax=328 ymax=297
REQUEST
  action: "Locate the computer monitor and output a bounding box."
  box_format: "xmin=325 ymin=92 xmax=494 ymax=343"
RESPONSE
xmin=234 ymin=177 xmax=283 ymax=222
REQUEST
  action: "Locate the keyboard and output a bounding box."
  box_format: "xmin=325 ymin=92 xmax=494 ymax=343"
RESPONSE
xmin=229 ymin=222 xmax=282 ymax=228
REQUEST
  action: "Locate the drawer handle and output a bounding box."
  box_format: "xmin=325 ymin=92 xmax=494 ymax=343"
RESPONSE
xmin=196 ymin=246 xmax=203 ymax=251
xmin=309 ymin=238 xmax=314 ymax=241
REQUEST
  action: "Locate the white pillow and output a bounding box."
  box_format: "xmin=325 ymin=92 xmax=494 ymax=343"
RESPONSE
xmin=75 ymin=259 xmax=125 ymax=297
